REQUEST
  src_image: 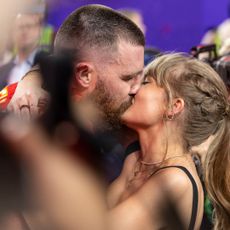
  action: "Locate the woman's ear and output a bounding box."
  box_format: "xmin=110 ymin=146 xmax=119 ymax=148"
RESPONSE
xmin=172 ymin=98 xmax=185 ymax=115
xmin=74 ymin=62 xmax=94 ymax=88
xmin=166 ymin=98 xmax=185 ymax=119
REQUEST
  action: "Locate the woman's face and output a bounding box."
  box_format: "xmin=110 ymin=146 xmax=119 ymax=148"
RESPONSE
xmin=121 ymin=75 xmax=168 ymax=129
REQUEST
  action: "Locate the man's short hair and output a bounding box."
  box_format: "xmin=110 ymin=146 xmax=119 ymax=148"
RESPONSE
xmin=54 ymin=4 xmax=145 ymax=53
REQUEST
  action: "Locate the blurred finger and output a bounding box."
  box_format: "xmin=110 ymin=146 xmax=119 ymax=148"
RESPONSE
xmin=20 ymin=105 xmax=31 ymax=121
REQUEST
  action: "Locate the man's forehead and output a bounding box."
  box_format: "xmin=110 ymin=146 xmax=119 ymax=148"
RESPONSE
xmin=117 ymin=40 xmax=144 ymax=56
xmin=82 ymin=41 xmax=144 ymax=77
xmin=115 ymin=41 xmax=144 ymax=73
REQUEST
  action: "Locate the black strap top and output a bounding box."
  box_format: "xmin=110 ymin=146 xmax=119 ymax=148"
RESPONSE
xmin=154 ymin=166 xmax=199 ymax=230
xmin=16 ymin=212 xmax=31 ymax=230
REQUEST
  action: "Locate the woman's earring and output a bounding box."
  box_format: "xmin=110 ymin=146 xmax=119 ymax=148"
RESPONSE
xmin=166 ymin=113 xmax=174 ymax=120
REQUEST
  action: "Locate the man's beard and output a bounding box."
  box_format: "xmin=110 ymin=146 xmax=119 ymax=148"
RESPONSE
xmin=89 ymin=79 xmax=132 ymax=132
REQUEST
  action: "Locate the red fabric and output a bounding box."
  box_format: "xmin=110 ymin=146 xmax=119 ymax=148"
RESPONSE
xmin=0 ymin=83 xmax=17 ymax=110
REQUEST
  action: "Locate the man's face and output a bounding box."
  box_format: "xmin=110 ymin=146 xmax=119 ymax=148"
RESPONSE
xmin=13 ymin=14 xmax=42 ymax=52
xmin=90 ymin=41 xmax=144 ymax=130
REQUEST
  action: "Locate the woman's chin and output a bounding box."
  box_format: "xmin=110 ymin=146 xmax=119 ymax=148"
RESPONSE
xmin=120 ymin=117 xmax=136 ymax=130
xmin=120 ymin=113 xmax=129 ymax=125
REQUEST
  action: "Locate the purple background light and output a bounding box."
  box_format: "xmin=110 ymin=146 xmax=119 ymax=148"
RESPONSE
xmin=46 ymin=0 xmax=230 ymax=52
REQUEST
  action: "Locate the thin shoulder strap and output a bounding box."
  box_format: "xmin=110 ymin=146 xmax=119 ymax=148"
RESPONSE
xmin=18 ymin=212 xmax=31 ymax=230
xmin=154 ymin=166 xmax=198 ymax=230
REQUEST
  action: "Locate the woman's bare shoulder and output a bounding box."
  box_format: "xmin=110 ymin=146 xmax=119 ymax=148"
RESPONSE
xmin=143 ymin=166 xmax=195 ymax=200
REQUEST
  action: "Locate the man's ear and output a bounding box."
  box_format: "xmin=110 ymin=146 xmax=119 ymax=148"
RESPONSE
xmin=74 ymin=62 xmax=95 ymax=88
xmin=167 ymin=98 xmax=185 ymax=118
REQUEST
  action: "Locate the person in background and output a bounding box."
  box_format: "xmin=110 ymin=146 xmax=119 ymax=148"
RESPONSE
xmin=0 ymin=0 xmax=25 ymax=67
xmin=0 ymin=29 xmax=13 ymax=67
xmin=0 ymin=0 xmax=54 ymax=91
xmin=0 ymin=12 xmax=43 ymax=90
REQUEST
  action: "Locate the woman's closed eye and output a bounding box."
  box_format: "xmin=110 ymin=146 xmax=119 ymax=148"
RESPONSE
xmin=142 ymin=80 xmax=150 ymax=85
xmin=142 ymin=76 xmax=152 ymax=85
xmin=142 ymin=76 xmax=156 ymax=85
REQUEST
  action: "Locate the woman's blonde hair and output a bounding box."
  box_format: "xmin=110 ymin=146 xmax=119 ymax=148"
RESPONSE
xmin=144 ymin=53 xmax=230 ymax=229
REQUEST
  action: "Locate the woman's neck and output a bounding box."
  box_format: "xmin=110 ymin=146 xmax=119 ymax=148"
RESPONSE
xmin=137 ymin=122 xmax=185 ymax=164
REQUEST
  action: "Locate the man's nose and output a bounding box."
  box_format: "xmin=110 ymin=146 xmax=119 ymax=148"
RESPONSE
xmin=130 ymin=84 xmax=140 ymax=95
xmin=130 ymin=80 xmax=142 ymax=94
